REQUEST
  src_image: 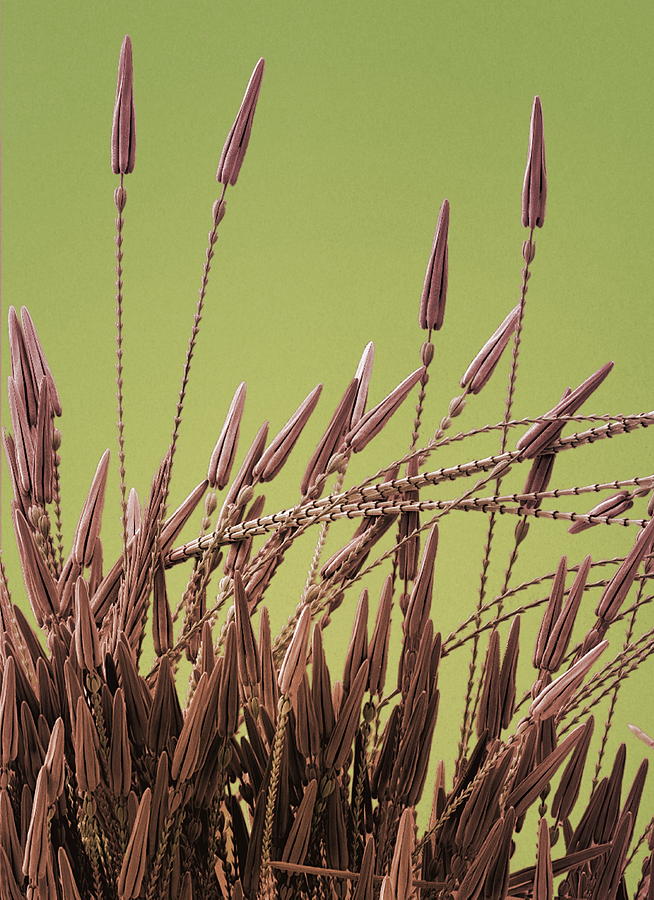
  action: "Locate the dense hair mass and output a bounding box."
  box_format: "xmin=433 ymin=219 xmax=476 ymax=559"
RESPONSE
xmin=0 ymin=36 xmax=652 ymax=900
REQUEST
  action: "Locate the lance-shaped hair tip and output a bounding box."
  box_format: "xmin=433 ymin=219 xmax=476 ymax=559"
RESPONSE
xmin=522 ymin=95 xmax=546 ymax=229
xmin=216 ymin=58 xmax=265 ymax=186
xmin=111 ymin=35 xmax=136 ymax=175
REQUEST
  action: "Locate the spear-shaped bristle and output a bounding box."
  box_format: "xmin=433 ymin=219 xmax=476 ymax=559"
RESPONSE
xmin=477 ymin=630 xmax=501 ymax=740
xmin=343 ymin=589 xmax=368 ymax=693
xmin=278 ymin=606 xmax=311 ymax=697
xmin=419 ymin=199 xmax=450 ymax=331
xmin=74 ymin=698 xmax=100 ymax=793
xmin=321 ymin=515 xmax=396 ymax=582
xmin=172 ymin=673 xmax=209 ymax=783
xmin=540 ymin=555 xmax=591 ymax=673
xmin=389 ymin=808 xmax=415 ymax=900
xmin=74 ymin=578 xmax=102 ymax=671
xmin=14 ymin=510 xmax=59 ymax=623
xmin=350 ymin=341 xmax=375 ymax=429
xmin=485 ymin=806 xmax=515 ymax=900
xmin=517 ymin=362 xmax=614 ymax=458
xmin=552 ymin=716 xmax=594 ymax=823
xmin=20 ymin=307 xmax=62 ymax=417
xmin=208 ymin=382 xmax=247 ymax=489
xmin=0 ymin=657 xmax=19 ymax=767
xmin=217 ymin=624 xmax=239 ymax=737
xmin=7 ymin=376 xmax=33 ymax=495
xmin=148 ymin=753 xmax=170 ymax=860
xmin=590 ymin=811 xmax=632 ymax=900
xmin=224 ymin=421 xmax=269 ymax=507
xmin=111 ymin=36 xmax=136 ymax=175
xmin=118 ymin=788 xmax=151 ymax=899
xmin=32 ymin=379 xmax=54 ymax=505
xmin=160 ymin=480 xmax=208 ymax=553
xmin=216 ymin=58 xmax=265 ymax=185
xmin=312 ymin=624 xmax=335 ymax=740
xmin=594 ymin=743 xmax=626 ymax=844
xmin=147 ymin=656 xmax=183 ymax=754
xmin=0 ymin=789 xmax=23 ymax=884
xmin=353 ymin=835 xmax=376 ymax=900
xmin=627 ymin=723 xmax=654 ymax=748
xmin=72 ymin=450 xmax=110 ymax=567
xmin=499 ymin=617 xmax=521 ymax=729
xmin=460 ymin=305 xmax=520 ymax=394
xmin=522 ymin=96 xmax=547 ymax=229
xmin=57 ymin=848 xmax=83 ymax=900
xmin=345 ymin=368 xmax=425 ymax=452
xmin=42 ymin=718 xmax=64 ymax=806
xmin=368 ymin=575 xmax=393 ymax=696
xmin=534 ymin=556 xmax=567 ymax=670
xmin=324 ymin=660 xmax=369 ymax=771
xmin=325 ymin=787 xmax=348 ymax=872
xmin=529 ymin=641 xmax=607 ymax=721
xmin=22 ymin=768 xmax=49 ymax=884
xmin=404 ymin=524 xmax=439 ymax=644
xmin=126 ymin=488 xmax=141 ymax=539
xmin=533 ymin=818 xmax=553 ymax=900
xmin=506 ymin=722 xmax=586 ymax=818
xmin=110 ymin=689 xmax=132 ymax=797
xmin=3 ymin=430 xmax=28 ymax=518
xmin=456 ymin=815 xmax=504 ymax=900
xmin=301 ymin=378 xmax=358 ymax=494
xmin=253 ymin=385 xmax=322 ymax=483
xmin=521 ymin=452 xmax=555 ymax=512
xmin=280 ymin=779 xmax=318 ymax=864
xmin=621 ymin=757 xmax=648 ymax=842
xmin=8 ymin=307 xmax=38 ymax=426
xmin=152 ymin=557 xmax=173 ymax=656
xmin=259 ymin=607 xmax=279 ymax=716
xmin=295 ymin=673 xmax=320 ymax=759
xmin=234 ymin=572 xmax=261 ymax=688
xmin=569 ymin=490 xmax=635 ymax=534
xmin=596 ymin=516 xmax=654 ymax=624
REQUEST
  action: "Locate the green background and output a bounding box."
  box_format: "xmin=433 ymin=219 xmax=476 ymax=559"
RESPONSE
xmin=2 ymin=0 xmax=653 ymax=875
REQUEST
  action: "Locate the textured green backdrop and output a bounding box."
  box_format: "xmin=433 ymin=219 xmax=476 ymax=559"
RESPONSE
xmin=2 ymin=0 xmax=653 ymax=862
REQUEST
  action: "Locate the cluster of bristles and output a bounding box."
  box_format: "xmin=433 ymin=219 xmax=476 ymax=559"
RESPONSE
xmin=0 ymin=33 xmax=653 ymax=900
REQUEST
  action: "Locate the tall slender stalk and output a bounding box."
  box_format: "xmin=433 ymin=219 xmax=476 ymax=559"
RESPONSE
xmin=114 ymin=177 xmax=129 ymax=559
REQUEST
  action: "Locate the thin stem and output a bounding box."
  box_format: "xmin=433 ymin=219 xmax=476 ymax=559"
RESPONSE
xmin=51 ymin=440 xmax=65 ymax=573
xmin=115 ymin=175 xmax=129 ymax=560
xmin=410 ymin=330 xmax=433 ymax=452
xmin=592 ymin=576 xmax=646 ymax=787
xmin=466 ymin=524 xmax=525 ymax=737
xmin=625 ymin=817 xmax=653 ymax=871
xmin=161 ymin=184 xmax=228 ymax=515
xmin=394 ymin=331 xmax=434 ymax=588
xmin=458 ymin=229 xmax=535 ymax=769
xmin=302 ymin=467 xmax=347 ymax=597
